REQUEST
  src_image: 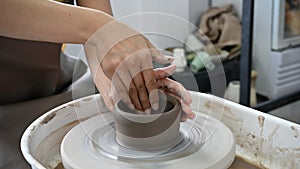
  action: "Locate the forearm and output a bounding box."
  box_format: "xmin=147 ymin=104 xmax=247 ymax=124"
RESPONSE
xmin=76 ymin=0 xmax=113 ymax=16
xmin=0 ymin=0 xmax=113 ymax=43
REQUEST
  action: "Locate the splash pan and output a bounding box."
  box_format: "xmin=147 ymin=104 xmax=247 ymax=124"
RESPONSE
xmin=61 ymin=112 xmax=235 ymax=169
xmin=21 ymin=93 xmax=300 ymax=169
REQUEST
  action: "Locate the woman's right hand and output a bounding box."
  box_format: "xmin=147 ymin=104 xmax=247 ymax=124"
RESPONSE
xmin=99 ymin=34 xmax=174 ymax=113
xmin=84 ymin=19 xmax=193 ymax=119
xmin=84 ymin=20 xmax=174 ymax=113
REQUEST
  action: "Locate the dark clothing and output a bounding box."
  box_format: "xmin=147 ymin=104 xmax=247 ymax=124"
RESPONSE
xmin=0 ymin=0 xmax=75 ymax=105
xmin=0 ymin=36 xmax=72 ymax=104
xmin=0 ymin=1 xmax=94 ymax=169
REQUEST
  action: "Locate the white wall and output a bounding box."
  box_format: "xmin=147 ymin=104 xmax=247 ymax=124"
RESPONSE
xmin=110 ymin=0 xmax=208 ymax=49
xmin=212 ymin=0 xmax=243 ymax=18
xmin=189 ymin=0 xmax=209 ymax=28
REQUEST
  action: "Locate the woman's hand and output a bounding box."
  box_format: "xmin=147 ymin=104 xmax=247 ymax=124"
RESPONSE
xmin=154 ymin=65 xmax=195 ymax=121
xmin=84 ymin=19 xmax=174 ymax=112
xmin=100 ymin=34 xmax=174 ymax=112
xmin=84 ymin=19 xmax=194 ymax=120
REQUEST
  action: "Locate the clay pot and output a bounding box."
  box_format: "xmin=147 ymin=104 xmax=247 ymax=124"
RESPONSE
xmin=113 ymin=94 xmax=181 ymax=151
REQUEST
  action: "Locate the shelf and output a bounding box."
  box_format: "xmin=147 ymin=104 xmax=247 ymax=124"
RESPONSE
xmin=240 ymin=0 xmax=300 ymax=111
xmin=254 ymin=90 xmax=300 ymax=112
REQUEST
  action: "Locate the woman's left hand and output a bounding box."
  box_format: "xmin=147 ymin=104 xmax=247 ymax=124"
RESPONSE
xmin=154 ymin=65 xmax=195 ymax=121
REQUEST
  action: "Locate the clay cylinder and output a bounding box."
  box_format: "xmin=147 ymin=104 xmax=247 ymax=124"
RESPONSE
xmin=113 ymin=95 xmax=181 ymax=151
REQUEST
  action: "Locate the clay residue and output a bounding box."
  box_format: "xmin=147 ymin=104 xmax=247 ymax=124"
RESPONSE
xmin=82 ymin=97 xmax=93 ymax=102
xmin=35 ymin=115 xmax=98 ymax=168
xmin=64 ymin=111 xmax=73 ymax=118
xmin=229 ymin=156 xmax=265 ymax=169
xmin=35 ymin=120 xmax=80 ymax=166
xmin=258 ymin=116 xmax=265 ymax=128
xmin=205 ymin=101 xmax=231 ymax=112
xmin=204 ymin=101 xmax=244 ymax=122
xmin=205 ymin=106 xmax=300 ymax=168
xmin=258 ymin=116 xmax=265 ymax=155
xmin=41 ymin=113 xmax=56 ymax=125
xmin=30 ymin=125 xmax=36 ymax=131
xmin=204 ymin=101 xmax=244 ymax=140
xmin=53 ymin=162 xmax=64 ymax=169
xmin=49 ymin=160 xmax=63 ymax=169
xmin=236 ymin=124 xmax=300 ymax=169
xmin=68 ymin=102 xmax=80 ymax=108
xmin=291 ymin=125 xmax=299 ymax=138
xmin=267 ymin=125 xmax=279 ymax=141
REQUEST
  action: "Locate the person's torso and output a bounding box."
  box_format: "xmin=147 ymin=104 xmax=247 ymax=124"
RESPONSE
xmin=0 ymin=0 xmax=74 ymax=104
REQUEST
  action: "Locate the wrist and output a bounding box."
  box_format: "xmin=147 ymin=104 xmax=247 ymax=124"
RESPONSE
xmin=84 ymin=18 xmax=139 ymax=55
xmin=78 ymin=11 xmax=114 ymax=43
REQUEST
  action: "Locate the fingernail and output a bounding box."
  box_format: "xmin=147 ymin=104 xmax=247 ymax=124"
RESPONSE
xmin=128 ymin=103 xmax=135 ymax=110
xmin=109 ymin=105 xmax=114 ymax=112
xmin=136 ymin=110 xmax=144 ymax=115
xmin=145 ymin=109 xmax=151 ymax=115
xmin=153 ymin=103 xmax=159 ymax=110
xmin=181 ymin=117 xmax=187 ymax=122
xmin=168 ymin=57 xmax=174 ymax=61
xmin=169 ymin=65 xmax=176 ymax=74
xmin=166 ymin=56 xmax=174 ymax=62
xmin=191 ymin=113 xmax=196 ymax=119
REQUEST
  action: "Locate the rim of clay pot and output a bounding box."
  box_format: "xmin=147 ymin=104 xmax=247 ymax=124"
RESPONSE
xmin=114 ymin=94 xmax=180 ymax=123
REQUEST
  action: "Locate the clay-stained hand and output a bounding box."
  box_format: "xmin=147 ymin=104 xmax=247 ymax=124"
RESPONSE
xmin=100 ymin=34 xmax=174 ymax=113
xmin=84 ymin=43 xmax=195 ymax=121
xmin=84 ymin=20 xmax=173 ymax=113
xmin=154 ymin=65 xmax=195 ymax=121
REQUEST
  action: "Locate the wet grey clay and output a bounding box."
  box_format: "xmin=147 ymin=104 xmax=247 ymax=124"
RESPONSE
xmin=113 ymin=94 xmax=182 ymax=151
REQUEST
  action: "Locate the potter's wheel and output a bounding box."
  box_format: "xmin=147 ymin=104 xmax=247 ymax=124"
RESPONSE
xmin=61 ymin=112 xmax=235 ymax=169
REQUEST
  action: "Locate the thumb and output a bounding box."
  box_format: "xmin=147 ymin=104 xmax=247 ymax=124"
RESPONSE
xmin=154 ymin=64 xmax=176 ymax=80
xmin=93 ymin=68 xmax=115 ymax=112
xmin=102 ymin=93 xmax=115 ymax=112
xmin=144 ymin=38 xmax=174 ymax=64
